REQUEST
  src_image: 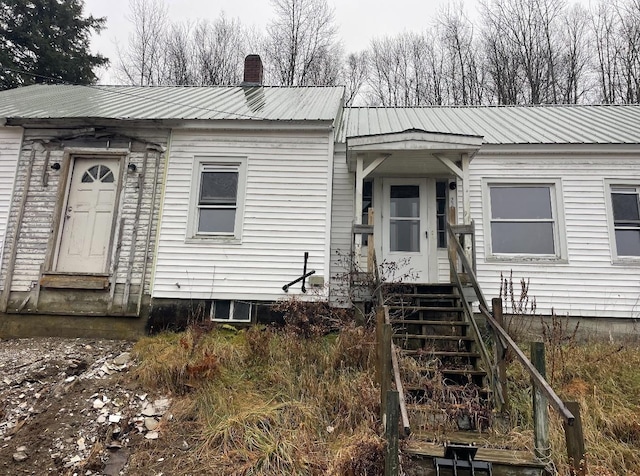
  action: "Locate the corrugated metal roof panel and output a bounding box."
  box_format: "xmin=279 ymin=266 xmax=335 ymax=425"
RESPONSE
xmin=0 ymin=84 xmax=344 ymax=122
xmin=338 ymin=105 xmax=640 ymax=145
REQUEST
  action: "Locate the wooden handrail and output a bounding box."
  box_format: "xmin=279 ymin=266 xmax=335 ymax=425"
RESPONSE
xmin=479 ymin=305 xmax=575 ymax=425
xmin=446 ymin=222 xmax=504 ymax=407
xmin=447 ymin=224 xmax=488 ymax=310
xmin=446 ymin=219 xmax=582 ymax=473
xmin=385 ymin=306 xmax=411 ymax=436
xmin=448 ymin=245 xmax=504 ymax=407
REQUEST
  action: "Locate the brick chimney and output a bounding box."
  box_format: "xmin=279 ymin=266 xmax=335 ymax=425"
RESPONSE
xmin=243 ymin=55 xmax=263 ymax=86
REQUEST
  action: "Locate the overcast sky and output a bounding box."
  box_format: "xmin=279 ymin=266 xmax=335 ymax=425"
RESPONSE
xmin=83 ymin=0 xmax=454 ymax=84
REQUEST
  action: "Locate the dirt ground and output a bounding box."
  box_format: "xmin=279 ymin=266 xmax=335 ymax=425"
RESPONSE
xmin=0 ymin=337 xmax=174 ymax=476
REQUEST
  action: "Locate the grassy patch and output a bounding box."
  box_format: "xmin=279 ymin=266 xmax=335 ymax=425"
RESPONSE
xmin=504 ymin=341 xmax=640 ymax=475
xmin=129 ymin=322 xmax=382 ymax=475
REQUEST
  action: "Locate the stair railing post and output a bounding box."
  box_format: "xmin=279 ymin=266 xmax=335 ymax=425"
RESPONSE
xmin=531 ymin=341 xmax=551 ymax=463
xmin=563 ymin=401 xmax=586 ymax=476
xmin=376 ymin=306 xmax=384 ymax=385
xmin=384 ymin=390 xmax=400 ymax=476
xmin=492 ymin=297 xmax=508 ymax=411
xmin=381 ymin=322 xmax=392 ymax=421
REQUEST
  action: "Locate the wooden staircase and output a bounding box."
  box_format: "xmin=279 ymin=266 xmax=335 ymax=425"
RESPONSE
xmin=382 ymin=282 xmax=546 ymax=476
xmin=384 ymin=282 xmax=492 ymax=433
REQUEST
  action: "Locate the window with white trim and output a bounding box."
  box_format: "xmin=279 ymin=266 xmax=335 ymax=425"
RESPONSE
xmin=486 ymin=182 xmax=563 ymax=259
xmin=608 ymin=184 xmax=640 ymax=258
xmin=211 ymin=300 xmax=252 ymax=322
xmin=190 ymin=158 xmax=246 ymax=240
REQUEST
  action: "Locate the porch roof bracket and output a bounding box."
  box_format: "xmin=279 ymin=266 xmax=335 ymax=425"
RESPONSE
xmin=362 ymin=154 xmax=390 ymax=178
xmin=434 ymin=154 xmax=463 ymax=179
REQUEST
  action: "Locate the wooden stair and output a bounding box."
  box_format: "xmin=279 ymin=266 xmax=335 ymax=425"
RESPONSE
xmin=383 ymin=282 xmax=545 ymax=476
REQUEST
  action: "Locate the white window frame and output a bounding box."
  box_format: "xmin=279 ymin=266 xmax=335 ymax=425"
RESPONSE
xmin=210 ymin=300 xmax=252 ymax=323
xmin=188 ymin=157 xmax=247 ymax=242
xmin=482 ymin=178 xmax=567 ymax=262
xmin=605 ymin=181 xmax=640 ymax=264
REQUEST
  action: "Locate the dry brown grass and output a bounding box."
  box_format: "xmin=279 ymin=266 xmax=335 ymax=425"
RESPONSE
xmin=502 ymin=341 xmax=640 ymax=475
xmin=130 ymin=322 xmax=382 ymax=475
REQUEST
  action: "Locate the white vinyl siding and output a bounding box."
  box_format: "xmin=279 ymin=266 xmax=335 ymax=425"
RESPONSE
xmin=329 ymin=145 xmax=354 ymax=306
xmin=472 ymin=150 xmax=640 ymax=319
xmin=153 ymin=128 xmax=333 ymax=301
xmin=0 ymin=126 xmax=23 ymax=290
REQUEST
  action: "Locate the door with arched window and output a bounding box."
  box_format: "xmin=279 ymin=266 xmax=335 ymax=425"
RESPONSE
xmin=55 ymin=157 xmax=121 ymax=273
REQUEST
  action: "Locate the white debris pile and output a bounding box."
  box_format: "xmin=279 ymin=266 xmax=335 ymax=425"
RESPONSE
xmin=0 ymin=337 xmax=172 ymax=475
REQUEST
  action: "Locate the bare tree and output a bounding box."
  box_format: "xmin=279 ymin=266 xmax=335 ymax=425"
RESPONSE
xmin=164 ymin=22 xmax=195 ymax=85
xmin=342 ymin=51 xmax=368 ymax=106
xmin=438 ymin=2 xmax=485 ymax=105
xmin=557 ymin=4 xmax=590 ymax=103
xmin=192 ymin=15 xmax=247 ymax=85
xmin=264 ymin=0 xmax=342 ymax=86
xmin=479 ymin=0 xmax=566 ymax=104
xmin=116 ymin=0 xmax=168 ymax=86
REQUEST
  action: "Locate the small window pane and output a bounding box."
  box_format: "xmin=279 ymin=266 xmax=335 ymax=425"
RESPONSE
xmin=200 ymin=172 xmax=238 ymax=205
xmin=82 ymin=165 xmax=99 ymax=183
xmin=390 ymin=185 xmax=419 ymax=218
xmin=233 ymin=301 xmax=251 ymax=321
xmin=491 ymin=222 xmax=555 ymax=254
xmin=198 ymin=208 xmax=236 ymax=233
xmin=612 ymin=193 xmax=640 ymax=222
xmin=491 ymin=187 xmax=552 ymax=219
xmin=213 ymin=300 xmax=231 ymax=319
xmin=390 ymin=219 xmax=420 ymax=252
xmin=616 ymin=229 xmax=640 ymax=256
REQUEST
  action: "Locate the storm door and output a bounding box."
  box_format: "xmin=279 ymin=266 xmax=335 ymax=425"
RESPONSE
xmin=381 ymin=178 xmax=430 ymax=282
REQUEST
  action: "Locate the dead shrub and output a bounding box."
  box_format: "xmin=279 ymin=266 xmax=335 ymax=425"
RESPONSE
xmin=243 ymin=325 xmax=274 ymax=364
xmin=604 ymin=417 xmax=640 ymax=445
xmin=330 ymin=322 xmax=376 ymax=370
xmin=271 ymin=297 xmax=353 ymax=337
xmin=327 ymin=432 xmax=385 ymax=476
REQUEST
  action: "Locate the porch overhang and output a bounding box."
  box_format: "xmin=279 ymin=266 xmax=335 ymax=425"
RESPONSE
xmin=347 ymin=129 xmax=483 ymax=156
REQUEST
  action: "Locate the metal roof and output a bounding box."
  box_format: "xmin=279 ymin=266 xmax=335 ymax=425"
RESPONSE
xmin=338 ymin=105 xmax=640 ymax=145
xmin=0 ymin=84 xmax=344 ymax=122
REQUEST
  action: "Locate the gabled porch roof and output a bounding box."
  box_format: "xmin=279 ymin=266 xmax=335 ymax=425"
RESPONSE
xmin=346 ymin=128 xmax=483 ymax=154
xmin=346 ymin=129 xmax=484 ymax=180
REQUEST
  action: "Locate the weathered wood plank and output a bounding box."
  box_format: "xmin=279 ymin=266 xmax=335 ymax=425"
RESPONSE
xmin=384 ymin=390 xmax=399 ymax=476
xmin=492 ymin=297 xmax=508 ymax=411
xmin=531 ymin=342 xmax=550 ymax=463
xmin=564 ymin=401 xmax=586 ymax=476
xmin=40 ymin=274 xmax=109 ymax=290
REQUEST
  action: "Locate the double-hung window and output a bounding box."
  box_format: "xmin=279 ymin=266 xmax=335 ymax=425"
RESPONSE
xmin=608 ymin=184 xmax=640 ymax=259
xmin=190 ymin=158 xmax=246 ymax=240
xmin=485 ymin=181 xmax=564 ymax=259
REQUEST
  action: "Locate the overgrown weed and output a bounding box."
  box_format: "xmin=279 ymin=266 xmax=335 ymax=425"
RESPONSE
xmin=131 ymin=319 xmax=382 ymax=475
xmin=505 ymin=341 xmax=640 ymax=474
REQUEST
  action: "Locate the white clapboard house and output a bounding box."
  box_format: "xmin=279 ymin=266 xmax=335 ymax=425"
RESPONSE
xmin=1 ymin=56 xmax=640 ymax=336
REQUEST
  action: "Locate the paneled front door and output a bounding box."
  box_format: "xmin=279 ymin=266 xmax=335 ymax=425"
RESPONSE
xmin=55 ymin=157 xmax=120 ymax=273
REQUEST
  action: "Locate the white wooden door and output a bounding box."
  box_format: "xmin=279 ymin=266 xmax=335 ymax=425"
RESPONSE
xmin=381 ymin=178 xmax=430 ymax=282
xmin=56 ymin=158 xmax=120 ymax=273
